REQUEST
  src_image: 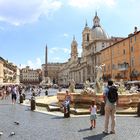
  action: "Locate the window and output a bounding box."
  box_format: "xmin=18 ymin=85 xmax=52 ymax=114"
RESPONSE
xmin=131 ymin=57 xmax=135 ymax=67
xmin=112 ymin=48 xmax=114 ymax=56
xmin=87 ymin=66 xmax=91 ymax=74
xmin=87 ymin=34 xmax=89 ymax=42
xmin=134 ymin=36 xmax=136 ymax=42
xmin=118 ymin=47 xmax=120 ymax=55
xmin=123 ymin=49 xmax=125 ymax=55
xmin=102 ymin=42 xmax=105 ymax=48
xmin=108 ymin=65 xmax=110 ymax=71
xmin=112 ymin=64 xmax=115 ymax=69
xmin=95 ymin=46 xmax=96 ymax=51
xmin=131 ymin=46 xmax=134 ymax=52
xmin=130 ymin=38 xmax=132 ymax=43
xmin=104 ymin=66 xmax=106 ymax=72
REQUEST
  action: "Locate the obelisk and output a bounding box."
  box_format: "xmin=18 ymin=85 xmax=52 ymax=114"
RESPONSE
xmin=45 ymin=45 xmax=48 ymax=77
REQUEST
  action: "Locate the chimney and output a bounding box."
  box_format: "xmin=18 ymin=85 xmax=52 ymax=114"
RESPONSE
xmin=134 ymin=26 xmax=137 ymax=33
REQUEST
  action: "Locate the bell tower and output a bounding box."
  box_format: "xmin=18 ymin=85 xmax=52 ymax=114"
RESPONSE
xmin=82 ymin=20 xmax=91 ymax=57
xmin=71 ymin=36 xmax=78 ymax=61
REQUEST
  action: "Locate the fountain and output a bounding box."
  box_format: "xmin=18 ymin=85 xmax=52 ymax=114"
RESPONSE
xmin=57 ymin=65 xmax=105 ymax=109
xmin=40 ymin=77 xmax=52 ymax=88
xmin=57 ymin=65 xmax=140 ymax=115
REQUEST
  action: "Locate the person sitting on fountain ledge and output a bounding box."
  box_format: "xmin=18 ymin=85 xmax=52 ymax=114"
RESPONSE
xmin=62 ymin=90 xmax=71 ymax=117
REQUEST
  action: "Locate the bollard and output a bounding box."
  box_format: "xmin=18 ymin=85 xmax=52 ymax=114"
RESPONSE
xmin=22 ymin=93 xmax=26 ymax=100
xmin=100 ymin=101 xmax=105 ymax=115
xmin=58 ymin=87 xmax=62 ymax=92
xmin=31 ymin=96 xmax=36 ymax=111
xmin=19 ymin=94 xmax=23 ymax=103
xmin=137 ymin=102 xmax=140 ymax=117
xmin=45 ymin=90 xmax=48 ymax=96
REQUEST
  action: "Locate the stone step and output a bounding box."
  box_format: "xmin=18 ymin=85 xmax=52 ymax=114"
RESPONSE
xmin=116 ymin=107 xmax=137 ymax=114
xmin=74 ymin=108 xmax=90 ymax=115
xmin=47 ymin=105 xmax=60 ymax=111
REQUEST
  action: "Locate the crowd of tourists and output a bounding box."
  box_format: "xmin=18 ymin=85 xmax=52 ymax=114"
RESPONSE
xmin=0 ymin=85 xmax=43 ymax=104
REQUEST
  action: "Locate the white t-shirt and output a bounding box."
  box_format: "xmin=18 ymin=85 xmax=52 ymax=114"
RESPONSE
xmin=90 ymin=105 xmax=97 ymax=115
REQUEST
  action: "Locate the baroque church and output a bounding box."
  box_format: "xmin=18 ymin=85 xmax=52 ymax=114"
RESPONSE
xmin=58 ymin=12 xmax=123 ymax=86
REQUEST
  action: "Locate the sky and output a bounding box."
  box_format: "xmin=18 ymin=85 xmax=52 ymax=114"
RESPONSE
xmin=0 ymin=0 xmax=140 ymax=69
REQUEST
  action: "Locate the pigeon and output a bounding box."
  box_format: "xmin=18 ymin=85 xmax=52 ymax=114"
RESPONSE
xmin=0 ymin=131 xmax=3 ymax=136
xmin=9 ymin=131 xmax=15 ymax=136
xmin=14 ymin=121 xmax=20 ymax=125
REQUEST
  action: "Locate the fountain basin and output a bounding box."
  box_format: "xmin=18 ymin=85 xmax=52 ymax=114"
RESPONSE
xmin=57 ymin=92 xmax=140 ymax=108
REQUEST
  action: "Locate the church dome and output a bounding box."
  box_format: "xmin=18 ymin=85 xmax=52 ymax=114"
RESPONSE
xmin=91 ymin=12 xmax=109 ymax=40
xmin=91 ymin=26 xmax=109 ymax=40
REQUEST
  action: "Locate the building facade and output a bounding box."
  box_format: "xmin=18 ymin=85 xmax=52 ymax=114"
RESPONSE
xmin=58 ymin=13 xmax=123 ymax=85
xmin=101 ymin=27 xmax=140 ymax=81
xmin=0 ymin=57 xmax=20 ymax=85
xmin=20 ymin=66 xmax=40 ymax=85
xmin=42 ymin=63 xmax=62 ymax=84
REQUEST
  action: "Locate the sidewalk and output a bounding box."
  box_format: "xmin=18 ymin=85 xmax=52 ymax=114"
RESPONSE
xmin=0 ymin=98 xmax=140 ymax=140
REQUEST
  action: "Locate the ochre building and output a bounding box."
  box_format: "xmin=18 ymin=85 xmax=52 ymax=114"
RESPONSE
xmin=101 ymin=27 xmax=140 ymax=81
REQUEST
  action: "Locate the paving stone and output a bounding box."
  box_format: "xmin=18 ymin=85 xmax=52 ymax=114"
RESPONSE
xmin=0 ymin=98 xmax=140 ymax=140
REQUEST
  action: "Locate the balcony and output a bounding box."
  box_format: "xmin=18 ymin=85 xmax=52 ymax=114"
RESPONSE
xmin=118 ymin=62 xmax=129 ymax=71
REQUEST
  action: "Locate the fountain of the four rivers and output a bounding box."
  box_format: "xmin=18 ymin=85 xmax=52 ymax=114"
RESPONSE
xmin=57 ymin=65 xmax=140 ymax=114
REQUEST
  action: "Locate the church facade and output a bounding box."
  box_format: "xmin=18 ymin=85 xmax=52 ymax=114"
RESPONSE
xmin=58 ymin=13 xmax=123 ymax=86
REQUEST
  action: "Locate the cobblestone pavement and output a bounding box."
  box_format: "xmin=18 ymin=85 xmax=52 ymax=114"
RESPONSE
xmin=0 ymin=98 xmax=140 ymax=140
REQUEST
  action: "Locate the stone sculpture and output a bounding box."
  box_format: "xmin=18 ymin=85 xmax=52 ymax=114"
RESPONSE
xmin=69 ymin=79 xmax=75 ymax=93
xmin=95 ymin=64 xmax=105 ymax=93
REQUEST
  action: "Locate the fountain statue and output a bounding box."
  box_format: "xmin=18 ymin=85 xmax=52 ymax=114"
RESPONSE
xmin=84 ymin=80 xmax=90 ymax=89
xmin=81 ymin=80 xmax=95 ymax=94
xmin=40 ymin=77 xmax=52 ymax=87
xmin=95 ymin=64 xmax=105 ymax=93
xmin=69 ymin=79 xmax=75 ymax=93
xmin=117 ymin=79 xmax=126 ymax=94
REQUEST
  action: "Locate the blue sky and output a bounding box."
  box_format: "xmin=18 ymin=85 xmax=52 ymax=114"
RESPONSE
xmin=0 ymin=0 xmax=140 ymax=69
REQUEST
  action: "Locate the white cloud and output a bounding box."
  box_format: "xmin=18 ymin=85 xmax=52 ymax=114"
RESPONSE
xmin=49 ymin=47 xmax=59 ymax=53
xmin=36 ymin=57 xmax=42 ymax=66
xmin=49 ymin=47 xmax=70 ymax=54
xmin=78 ymin=48 xmax=82 ymax=55
xmin=62 ymin=48 xmax=70 ymax=53
xmin=19 ymin=64 xmax=26 ymax=69
xmin=49 ymin=56 xmax=68 ymax=63
xmin=68 ymin=0 xmax=116 ymax=9
xmin=0 ymin=0 xmax=62 ymax=26
xmin=63 ymin=33 xmax=69 ymax=37
xmin=20 ymin=57 xmax=42 ymax=69
xmin=48 ymin=47 xmax=71 ymax=62
xmin=51 ymin=57 xmax=61 ymax=61
xmin=27 ymin=60 xmax=34 ymax=68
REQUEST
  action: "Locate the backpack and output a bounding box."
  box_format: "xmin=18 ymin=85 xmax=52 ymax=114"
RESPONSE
xmin=107 ymin=86 xmax=118 ymax=103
